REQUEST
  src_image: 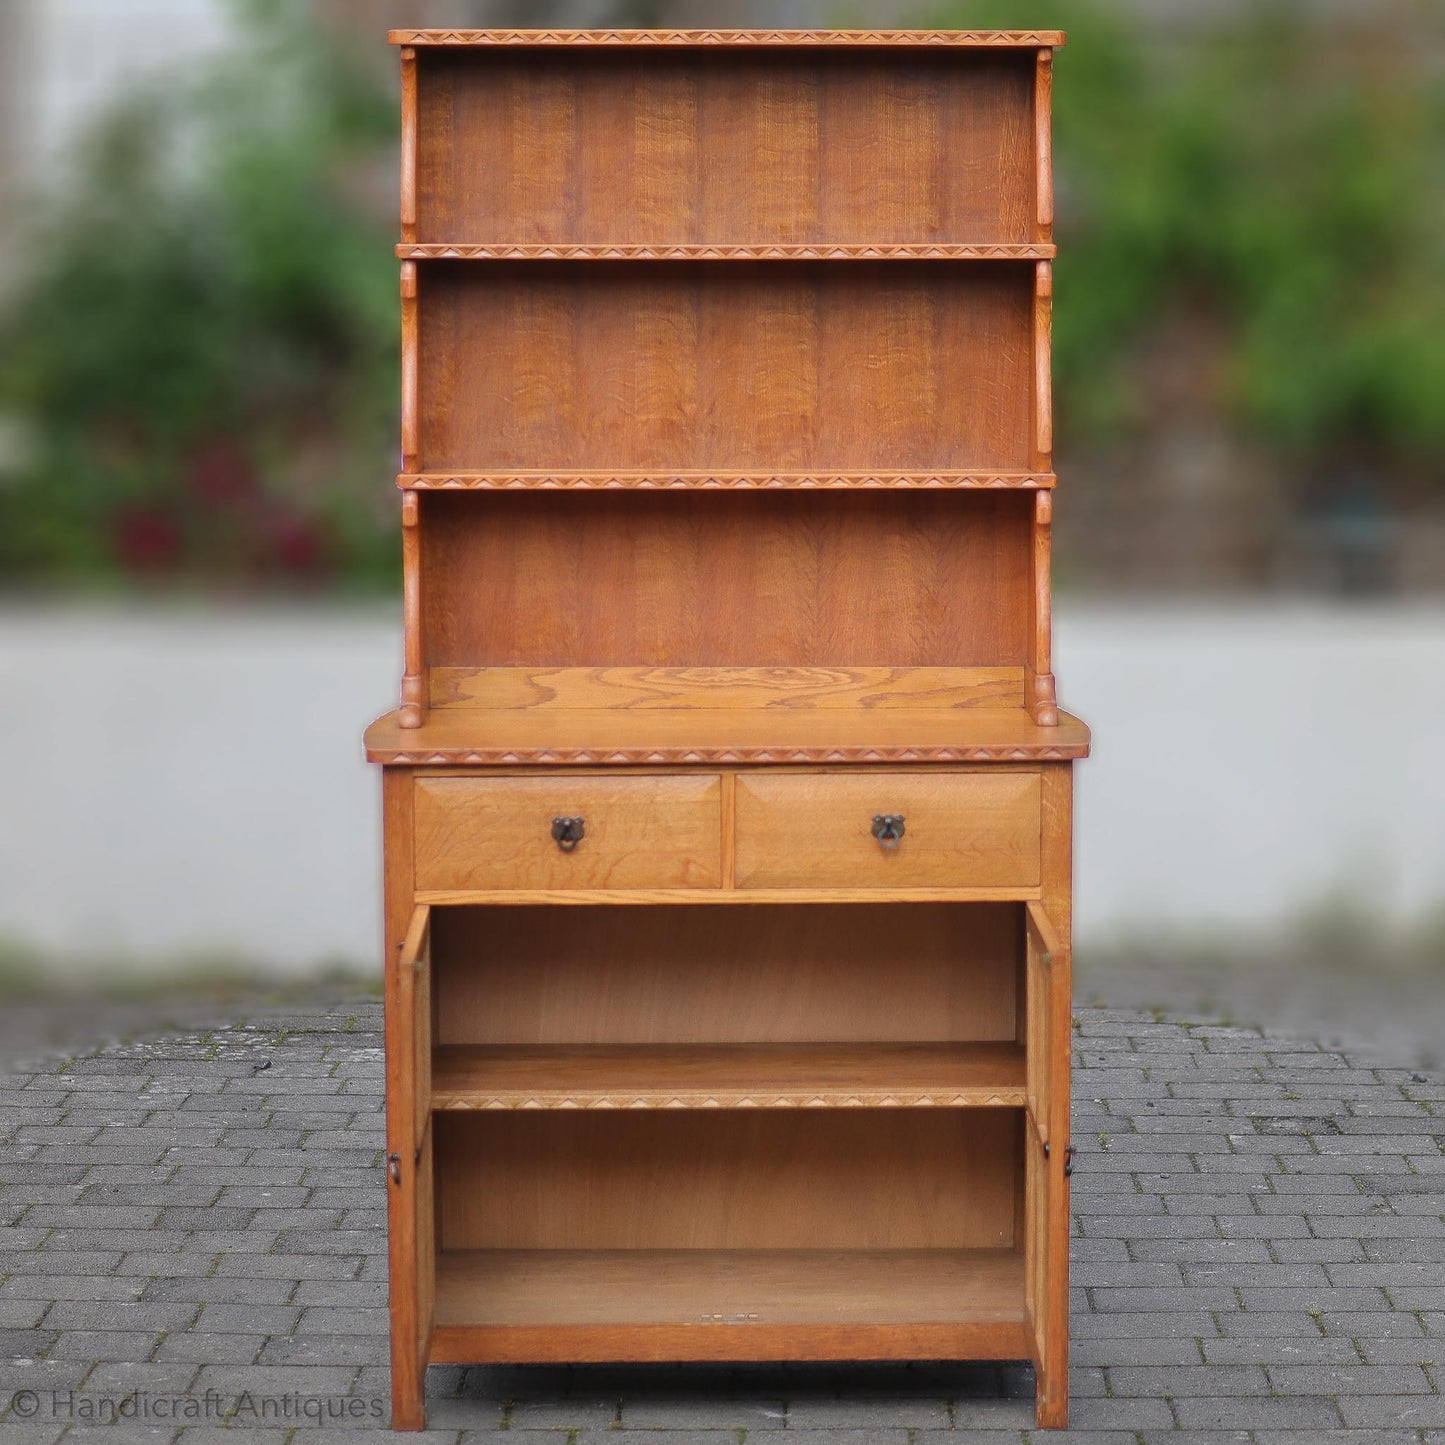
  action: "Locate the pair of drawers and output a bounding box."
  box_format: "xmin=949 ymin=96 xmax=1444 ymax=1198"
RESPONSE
xmin=413 ymin=772 xmax=1042 ymax=893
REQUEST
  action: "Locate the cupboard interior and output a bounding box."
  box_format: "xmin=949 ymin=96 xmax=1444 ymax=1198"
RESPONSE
xmin=421 ymin=903 xmax=1039 ymax=1337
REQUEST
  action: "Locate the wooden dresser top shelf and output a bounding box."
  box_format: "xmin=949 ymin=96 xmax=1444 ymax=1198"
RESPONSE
xmin=390 ymin=29 xmax=1063 ymax=48
xmin=364 ymin=705 xmax=1089 ymax=766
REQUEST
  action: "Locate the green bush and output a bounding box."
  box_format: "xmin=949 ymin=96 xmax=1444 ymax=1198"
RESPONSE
xmin=925 ymin=0 xmax=1445 ymax=460
xmin=0 ymin=0 xmax=399 ymax=589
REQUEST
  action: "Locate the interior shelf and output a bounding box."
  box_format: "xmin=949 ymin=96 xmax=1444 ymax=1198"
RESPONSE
xmin=431 ymin=1041 xmax=1026 ymax=1111
xmin=397 ymin=469 xmax=1055 ymax=491
xmin=398 ymin=243 xmax=1055 ymax=260
xmin=431 ymin=1247 xmax=1029 ymax=1360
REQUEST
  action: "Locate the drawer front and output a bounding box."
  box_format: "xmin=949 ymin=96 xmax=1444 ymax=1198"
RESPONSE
xmin=735 ymin=772 xmax=1041 ymax=890
xmin=414 ymin=775 xmax=723 ymax=891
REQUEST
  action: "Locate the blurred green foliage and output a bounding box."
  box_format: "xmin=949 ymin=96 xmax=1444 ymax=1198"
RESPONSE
xmin=0 ymin=0 xmax=399 ymax=589
xmin=1 ymin=0 xmax=1441 ymax=590
xmin=928 ymin=0 xmax=1445 ymax=457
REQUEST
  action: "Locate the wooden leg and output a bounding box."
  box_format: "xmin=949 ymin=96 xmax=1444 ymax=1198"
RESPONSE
xmin=389 ymin=1343 xmax=426 ymax=1431
xmin=1035 ymin=1370 xmax=1068 ymax=1429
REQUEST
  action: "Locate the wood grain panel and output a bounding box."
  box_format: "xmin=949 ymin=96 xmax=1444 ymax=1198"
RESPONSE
xmin=416 ymin=263 xmax=1033 ymax=472
xmin=431 ymin=901 xmax=1019 ymax=1045
xmin=430 ymin=665 xmax=1026 ymax=711
xmin=414 ymin=774 xmax=721 ymax=892
xmin=435 ymin=1110 xmax=1020 ymax=1250
xmin=419 ymin=490 xmax=1032 ymax=669
xmin=736 ymin=771 xmax=1041 ymax=890
xmin=415 ymin=51 xmax=1037 ymax=244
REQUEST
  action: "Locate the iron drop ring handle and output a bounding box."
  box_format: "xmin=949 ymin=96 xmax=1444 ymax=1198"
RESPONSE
xmin=871 ymin=814 xmax=906 ymax=849
xmin=551 ymin=816 xmax=585 ymax=852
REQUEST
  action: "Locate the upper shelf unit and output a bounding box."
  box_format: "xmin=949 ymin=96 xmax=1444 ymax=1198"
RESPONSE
xmin=393 ymin=35 xmax=1058 ymax=254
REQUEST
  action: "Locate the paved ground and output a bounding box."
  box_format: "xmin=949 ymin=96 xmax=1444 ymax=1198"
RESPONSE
xmin=3 ymin=998 xmax=1445 ymax=1442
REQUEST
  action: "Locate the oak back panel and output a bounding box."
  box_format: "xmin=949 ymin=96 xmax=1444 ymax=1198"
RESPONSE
xmin=431 ymin=902 xmax=1020 ymax=1045
xmin=420 ymin=489 xmax=1032 ymax=668
xmin=414 ymin=49 xmax=1038 ymax=245
xmin=417 ymin=261 xmax=1032 ymax=472
xmin=436 ymin=1109 xmax=1021 ymax=1250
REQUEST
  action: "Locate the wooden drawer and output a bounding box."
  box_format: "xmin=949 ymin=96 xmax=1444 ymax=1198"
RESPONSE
xmin=735 ymin=772 xmax=1041 ymax=890
xmin=414 ymin=776 xmax=723 ymax=892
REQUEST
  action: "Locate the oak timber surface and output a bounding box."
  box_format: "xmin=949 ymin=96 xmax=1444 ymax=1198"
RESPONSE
xmin=418 ymin=491 xmax=1035 ymax=670
xmin=416 ymin=263 xmax=1033 ymax=472
xmin=364 ymin=706 xmax=1089 ymax=764
xmin=736 ymin=771 xmax=1041 ymax=890
xmin=410 ymin=48 xmax=1038 ymax=246
xmin=436 ymin=1110 xmax=1018 ymax=1249
xmin=431 ymin=903 xmax=1021 ymax=1045
xmin=434 ymin=1248 xmax=1025 ymax=1328
xmin=413 ymin=774 xmax=722 ymax=891
xmin=431 ymin=1041 xmax=1027 ymax=1110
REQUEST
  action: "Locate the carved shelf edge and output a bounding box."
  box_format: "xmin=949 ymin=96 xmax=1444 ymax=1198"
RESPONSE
xmin=396 ymin=243 xmax=1056 ymax=261
xmin=388 ymin=30 xmax=1066 ymax=48
xmin=433 ymin=1088 xmax=1028 ymax=1110
xmin=368 ymin=744 xmax=1086 ymax=764
xmin=397 ymin=471 xmax=1056 ymax=492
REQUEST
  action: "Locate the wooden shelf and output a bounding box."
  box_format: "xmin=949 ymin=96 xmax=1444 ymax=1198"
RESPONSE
xmin=397 ymin=470 xmax=1055 ymax=491
xmin=391 ymin=29 xmax=1064 ymax=48
xmin=365 ymin=706 xmax=1089 ymax=766
xmin=397 ymin=244 xmax=1056 ymax=261
xmin=431 ymin=1041 xmax=1026 ymax=1111
xmin=431 ymin=1247 xmax=1030 ymax=1362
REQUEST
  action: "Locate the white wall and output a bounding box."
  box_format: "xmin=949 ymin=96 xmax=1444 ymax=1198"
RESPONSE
xmin=15 ymin=0 xmax=238 ymax=173
xmin=1057 ymin=605 xmax=1445 ymax=940
xmin=1 ymin=603 xmax=1441 ymax=975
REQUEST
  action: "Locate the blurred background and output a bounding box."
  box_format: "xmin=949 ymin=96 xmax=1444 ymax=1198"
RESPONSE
xmin=1 ymin=0 xmax=1442 ymax=1062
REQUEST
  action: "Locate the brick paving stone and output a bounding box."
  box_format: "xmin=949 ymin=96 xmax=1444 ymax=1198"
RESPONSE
xmin=1254 ymin=1434 xmax=1422 ymax=1445
xmin=1173 ymin=1393 xmax=1344 ymax=1429
xmin=784 ymin=1396 xmax=952 ymax=1428
xmin=571 ymin=1434 xmax=752 ymax=1445
xmin=1106 ymin=1363 xmax=1269 ymax=1396
xmin=1267 ymin=1361 xmax=1434 ymax=1392
xmin=1341 ymin=1396 xmax=1445 ymax=1428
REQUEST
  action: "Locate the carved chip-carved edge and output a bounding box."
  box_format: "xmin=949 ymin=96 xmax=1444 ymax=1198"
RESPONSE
xmin=396 ymin=243 xmax=1057 ymax=261
xmin=370 ymin=744 xmax=1085 ymax=764
xmin=398 ymin=473 xmax=1056 ymax=491
xmin=434 ymin=1089 xmax=1027 ymax=1110
xmin=388 ymin=30 xmax=1064 ymax=48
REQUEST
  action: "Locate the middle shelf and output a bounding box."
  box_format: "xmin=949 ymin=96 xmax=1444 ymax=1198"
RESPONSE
xmin=431 ymin=1040 xmax=1027 ymax=1111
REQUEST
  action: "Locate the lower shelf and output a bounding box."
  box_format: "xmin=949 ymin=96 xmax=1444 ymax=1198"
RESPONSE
xmin=431 ymin=1041 xmax=1026 ymax=1110
xmin=431 ymin=1248 xmax=1031 ymax=1362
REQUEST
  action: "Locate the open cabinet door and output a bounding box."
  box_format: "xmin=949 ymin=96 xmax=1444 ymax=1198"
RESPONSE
xmin=1024 ymin=900 xmax=1071 ymax=1428
xmin=386 ymin=903 xmax=434 ymax=1429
